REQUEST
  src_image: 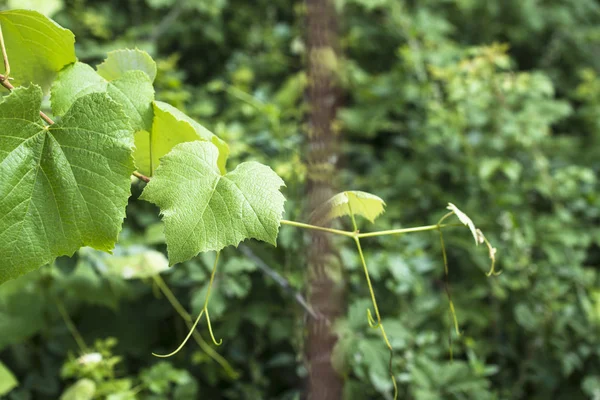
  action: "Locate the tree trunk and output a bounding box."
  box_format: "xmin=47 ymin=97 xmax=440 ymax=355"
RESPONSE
xmin=305 ymin=0 xmax=344 ymax=398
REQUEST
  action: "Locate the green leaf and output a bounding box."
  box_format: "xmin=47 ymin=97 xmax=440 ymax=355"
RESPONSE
xmin=97 ymin=49 xmax=157 ymax=83
xmin=0 ymin=10 xmax=76 ymax=91
xmin=140 ymin=141 xmax=285 ymax=265
xmin=60 ymin=379 xmax=96 ymax=400
xmin=312 ymin=190 xmax=386 ymax=224
xmin=134 ymin=100 xmax=229 ymax=176
xmin=0 ymin=86 xmax=134 ymax=284
xmin=0 ymin=361 xmax=18 ymax=395
xmin=51 ymin=62 xmax=154 ymax=132
xmin=140 ymin=361 xmax=195 ymax=395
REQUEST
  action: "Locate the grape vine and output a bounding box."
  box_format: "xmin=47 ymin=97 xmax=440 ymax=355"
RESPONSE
xmin=0 ymin=10 xmax=498 ymax=399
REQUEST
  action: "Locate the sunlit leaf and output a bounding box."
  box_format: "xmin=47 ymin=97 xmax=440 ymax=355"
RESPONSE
xmin=97 ymin=48 xmax=157 ymax=83
xmin=0 ymin=86 xmax=134 ymax=284
xmin=0 ymin=10 xmax=75 ymax=91
xmin=60 ymin=379 xmax=96 ymax=400
xmin=51 ymin=62 xmax=154 ymax=132
xmin=312 ymin=190 xmax=386 ymax=224
xmin=0 ymin=361 xmax=17 ymax=395
xmin=134 ymin=101 xmax=229 ymax=176
xmin=141 ymin=141 xmax=285 ymax=265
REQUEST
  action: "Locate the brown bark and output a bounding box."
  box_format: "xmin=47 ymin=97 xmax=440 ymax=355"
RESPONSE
xmin=305 ymin=0 xmax=344 ymax=399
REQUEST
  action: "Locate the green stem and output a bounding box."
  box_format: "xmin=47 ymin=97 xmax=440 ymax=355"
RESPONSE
xmin=153 ymin=252 xmax=221 ymax=358
xmin=354 ymin=237 xmax=381 ymax=325
xmin=281 ymin=214 xmax=468 ymax=399
xmin=149 ymin=134 xmax=154 ymax=177
xmin=153 ymin=274 xmax=191 ymax=322
xmin=153 ymin=274 xmax=239 ymax=378
xmin=55 ymin=298 xmax=88 ymax=353
xmin=437 ymin=212 xmax=455 ymax=226
xmin=357 ymin=223 xmax=461 ymax=238
xmin=0 ymin=23 xmax=10 ymax=80
xmin=280 ymin=219 xmax=355 ymax=237
xmin=205 ymin=308 xmax=222 ymax=346
xmin=281 ymin=219 xmax=461 ymax=239
xmin=347 ymin=201 xmax=359 ymax=233
xmin=437 ymin=213 xmax=461 ymax=361
xmin=226 ymin=84 xmax=265 ymax=108
xmin=353 ymin=234 xmax=397 ymax=400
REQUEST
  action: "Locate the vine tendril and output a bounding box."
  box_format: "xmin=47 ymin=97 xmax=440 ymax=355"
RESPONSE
xmin=437 ymin=212 xmax=462 ymax=361
xmin=153 ymin=252 xmax=221 ymax=358
xmin=348 ymin=202 xmax=398 ymax=400
xmin=205 ymin=309 xmax=222 ymax=346
xmin=0 ymin=23 xmax=10 ymax=82
xmin=152 ymin=273 xmax=238 ymax=378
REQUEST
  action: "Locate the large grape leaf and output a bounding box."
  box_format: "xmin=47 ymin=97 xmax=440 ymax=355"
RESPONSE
xmin=134 ymin=101 xmax=229 ymax=176
xmin=51 ymin=62 xmax=154 ymax=132
xmin=97 ymin=49 xmax=157 ymax=82
xmin=312 ymin=190 xmax=386 ymax=224
xmin=0 ymin=10 xmax=76 ymax=91
xmin=140 ymin=141 xmax=285 ymax=265
xmin=0 ymin=86 xmax=134 ymax=284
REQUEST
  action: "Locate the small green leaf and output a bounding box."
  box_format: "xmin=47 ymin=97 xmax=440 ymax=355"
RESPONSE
xmin=0 ymin=10 xmax=76 ymax=91
xmin=0 ymin=361 xmax=18 ymax=395
xmin=60 ymin=379 xmax=96 ymax=400
xmin=140 ymin=141 xmax=285 ymax=265
xmin=0 ymin=86 xmax=134 ymax=284
xmin=312 ymin=190 xmax=386 ymax=224
xmin=134 ymin=101 xmax=229 ymax=176
xmin=97 ymin=49 xmax=157 ymax=83
xmin=51 ymin=62 xmax=154 ymax=132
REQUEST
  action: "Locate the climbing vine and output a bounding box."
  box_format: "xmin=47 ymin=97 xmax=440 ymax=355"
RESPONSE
xmin=0 ymin=9 xmax=497 ymax=399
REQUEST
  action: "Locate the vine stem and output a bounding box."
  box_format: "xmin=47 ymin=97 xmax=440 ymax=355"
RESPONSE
xmin=357 ymin=223 xmax=461 ymax=238
xmin=133 ymin=171 xmax=151 ymax=183
xmin=0 ymin=24 xmax=10 ymax=81
xmin=280 ymin=219 xmax=355 ymax=237
xmin=152 ymin=274 xmax=239 ymax=378
xmin=0 ymin=73 xmax=55 ymax=125
xmin=55 ymin=297 xmax=88 ymax=353
xmin=280 ymin=219 xmax=461 ymax=239
xmin=436 ymin=212 xmax=461 ymax=361
xmin=347 ymin=202 xmax=398 ymax=400
xmin=153 ymin=252 xmax=221 ymax=358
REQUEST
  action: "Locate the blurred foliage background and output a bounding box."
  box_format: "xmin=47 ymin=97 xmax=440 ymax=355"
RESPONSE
xmin=1 ymin=0 xmax=600 ymax=399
